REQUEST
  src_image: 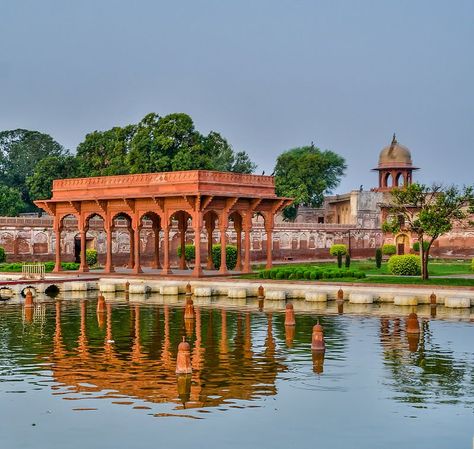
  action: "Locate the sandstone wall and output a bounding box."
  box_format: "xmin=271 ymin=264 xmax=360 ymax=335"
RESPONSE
xmin=0 ymin=216 xmax=383 ymax=264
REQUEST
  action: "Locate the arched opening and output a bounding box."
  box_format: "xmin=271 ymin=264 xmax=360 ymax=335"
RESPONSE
xmin=58 ymin=214 xmax=79 ymax=269
xmin=84 ymin=213 xmax=106 ymax=270
xmin=169 ymin=211 xmax=192 ymax=271
xmin=203 ymin=211 xmax=219 ymax=270
xmin=111 ymin=212 xmax=134 ymax=270
xmin=395 ymin=172 xmax=405 ymax=187
xmin=229 ymin=211 xmax=243 ymax=271
xmin=139 ymin=212 xmax=162 ymax=272
xmin=395 ymin=234 xmax=410 ymax=255
xmin=384 ymin=172 xmax=393 ymax=188
xmin=45 ymin=284 xmax=60 ymax=298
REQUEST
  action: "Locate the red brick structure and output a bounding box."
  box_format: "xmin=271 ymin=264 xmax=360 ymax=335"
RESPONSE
xmin=34 ymin=170 xmax=292 ymax=276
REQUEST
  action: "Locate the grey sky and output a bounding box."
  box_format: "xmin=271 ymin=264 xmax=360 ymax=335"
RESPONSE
xmin=1 ymin=0 xmax=473 ymax=193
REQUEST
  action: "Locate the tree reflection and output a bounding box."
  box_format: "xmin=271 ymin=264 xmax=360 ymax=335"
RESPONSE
xmin=379 ymin=317 xmax=473 ymax=406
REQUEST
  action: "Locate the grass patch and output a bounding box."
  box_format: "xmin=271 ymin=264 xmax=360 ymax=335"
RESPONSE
xmin=242 ymin=259 xmax=474 ymax=287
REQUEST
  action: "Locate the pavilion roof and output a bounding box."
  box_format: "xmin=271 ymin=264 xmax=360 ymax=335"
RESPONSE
xmin=44 ymin=170 xmax=282 ymax=202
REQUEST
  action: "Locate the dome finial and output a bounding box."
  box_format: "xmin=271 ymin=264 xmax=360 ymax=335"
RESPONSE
xmin=391 ymin=133 xmax=397 ymax=145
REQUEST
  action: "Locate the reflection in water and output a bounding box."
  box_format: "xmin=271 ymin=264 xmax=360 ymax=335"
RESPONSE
xmin=1 ymin=296 xmax=474 ymax=423
xmin=379 ymin=316 xmax=474 ymax=406
xmin=44 ymin=299 xmax=288 ymax=411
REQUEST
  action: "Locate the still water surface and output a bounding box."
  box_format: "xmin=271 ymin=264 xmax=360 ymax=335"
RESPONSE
xmin=0 ymin=295 xmax=473 ymax=448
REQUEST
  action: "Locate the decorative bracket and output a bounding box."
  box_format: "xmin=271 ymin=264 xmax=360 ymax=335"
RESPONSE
xmin=224 ymin=196 xmax=239 ymax=212
xmin=249 ymin=198 xmax=262 ymax=212
xmin=152 ymin=197 xmax=164 ymax=214
xmin=68 ymin=201 xmax=81 ymax=215
xmin=122 ymin=198 xmax=135 ymax=213
xmin=37 ymin=201 xmax=56 ymax=216
xmin=201 ymin=195 xmax=213 ymax=212
xmin=183 ymin=195 xmax=195 ymax=210
xmin=94 ymin=199 xmax=107 ymax=215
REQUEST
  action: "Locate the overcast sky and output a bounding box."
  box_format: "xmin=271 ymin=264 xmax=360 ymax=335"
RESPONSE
xmin=1 ymin=0 xmax=473 ymax=193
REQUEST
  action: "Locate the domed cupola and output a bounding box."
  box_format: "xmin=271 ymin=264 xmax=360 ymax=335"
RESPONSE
xmin=373 ymin=134 xmax=418 ymax=191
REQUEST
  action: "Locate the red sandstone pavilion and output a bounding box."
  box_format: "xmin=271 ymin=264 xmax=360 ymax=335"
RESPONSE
xmin=34 ymin=170 xmax=292 ymax=277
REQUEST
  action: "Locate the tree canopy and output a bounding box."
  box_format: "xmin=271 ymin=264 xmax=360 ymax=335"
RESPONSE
xmin=26 ymin=155 xmax=81 ymax=202
xmin=274 ymin=145 xmax=346 ymax=220
xmin=0 ymin=129 xmax=66 ymax=209
xmin=78 ymin=112 xmax=256 ymax=176
xmin=382 ymin=183 xmax=474 ymax=279
xmin=0 ymin=185 xmax=26 ymax=216
xmin=0 ymin=113 xmax=257 ymax=216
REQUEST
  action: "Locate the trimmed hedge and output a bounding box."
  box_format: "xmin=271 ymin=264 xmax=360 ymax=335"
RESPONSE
xmin=258 ymin=265 xmax=366 ymax=281
xmin=175 ymin=244 xmax=238 ymax=270
xmin=86 ymin=249 xmax=98 ymax=266
xmin=212 ymin=244 xmax=237 ymax=270
xmin=375 ymin=248 xmax=382 ymax=268
xmin=329 ymin=244 xmax=347 ymax=256
xmin=177 ymin=244 xmax=196 ymax=262
xmin=0 ymin=262 xmax=80 ymax=272
xmin=0 ymin=247 xmax=5 ymax=263
xmin=471 ymin=258 xmax=474 ymax=272
xmin=382 ymin=244 xmax=397 ymax=256
xmin=330 ymin=244 xmax=347 ymax=268
xmin=387 ymin=255 xmax=421 ymax=276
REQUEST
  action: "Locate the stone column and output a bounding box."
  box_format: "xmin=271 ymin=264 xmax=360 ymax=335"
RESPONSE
xmin=79 ymin=225 xmax=89 ymax=273
xmin=243 ymin=213 xmax=252 ymax=273
xmin=193 ymin=212 xmax=203 ymax=277
xmin=162 ymin=221 xmax=171 ymax=275
xmin=151 ymin=223 xmax=161 ymax=269
xmin=178 ymin=213 xmax=187 ymax=270
xmin=234 ymin=215 xmax=243 ymax=271
xmin=265 ymin=216 xmax=274 ymax=270
xmin=219 ymin=214 xmax=228 ymax=274
xmin=205 ymin=217 xmax=215 ymax=270
xmin=53 ymin=222 xmax=62 ymax=273
xmin=133 ymin=223 xmax=142 ymax=274
xmin=128 ymin=225 xmax=135 ymax=269
xmin=105 ymin=225 xmax=115 ymax=273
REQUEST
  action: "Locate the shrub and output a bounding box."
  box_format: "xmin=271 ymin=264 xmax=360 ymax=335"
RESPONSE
xmin=345 ymin=253 xmax=351 ymax=268
xmin=86 ymin=249 xmax=98 ymax=266
xmin=212 ymin=244 xmax=237 ymax=270
xmin=413 ymin=241 xmax=430 ymax=253
xmin=0 ymin=261 xmax=80 ymax=273
xmin=276 ymin=271 xmax=285 ymax=280
xmin=0 ymin=247 xmax=5 ymax=263
xmin=471 ymin=258 xmax=474 ymax=272
xmin=382 ymin=244 xmax=396 ymax=256
xmin=375 ymin=248 xmax=382 ymax=268
xmin=177 ymin=244 xmax=196 ymax=262
xmin=330 ymin=244 xmax=347 ymax=268
xmin=387 ymin=255 xmax=421 ymax=276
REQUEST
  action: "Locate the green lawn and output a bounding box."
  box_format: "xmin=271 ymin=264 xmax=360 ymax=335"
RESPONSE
xmin=243 ymin=259 xmax=474 ymax=287
xmin=252 ymin=260 xmax=473 ymax=276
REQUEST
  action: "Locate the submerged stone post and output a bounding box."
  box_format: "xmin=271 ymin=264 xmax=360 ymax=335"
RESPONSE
xmin=176 ymin=338 xmax=192 ymax=374
xmin=311 ymin=322 xmax=325 ymax=352
xmin=285 ymin=303 xmax=296 ymax=326
xmin=406 ymin=312 xmax=420 ymax=334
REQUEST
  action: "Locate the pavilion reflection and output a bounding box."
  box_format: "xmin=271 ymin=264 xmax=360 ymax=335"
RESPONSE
xmin=49 ymin=300 xmax=286 ymax=410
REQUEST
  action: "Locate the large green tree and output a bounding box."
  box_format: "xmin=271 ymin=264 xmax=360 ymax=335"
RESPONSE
xmin=77 ymin=112 xmax=257 ymax=175
xmin=0 ymin=185 xmax=26 ymax=216
xmin=0 ymin=129 xmax=66 ymax=208
xmin=382 ymin=183 xmax=474 ymax=280
xmin=76 ymin=125 xmax=135 ymax=176
xmin=274 ymin=145 xmax=346 ymax=220
xmin=26 ymin=155 xmax=82 ymax=202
